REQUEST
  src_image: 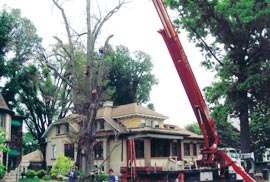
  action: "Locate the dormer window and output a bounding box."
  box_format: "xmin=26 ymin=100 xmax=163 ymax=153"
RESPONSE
xmin=56 ymin=125 xmax=61 ymax=135
xmin=66 ymin=124 xmax=69 ymax=133
xmin=140 ymin=119 xmax=145 ymax=127
xmin=153 ymin=120 xmax=159 ymax=128
xmin=0 ymin=113 xmax=6 ymax=128
xmin=100 ymin=120 xmax=104 ymax=130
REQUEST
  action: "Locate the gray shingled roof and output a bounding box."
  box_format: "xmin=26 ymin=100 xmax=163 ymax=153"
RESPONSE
xmin=0 ymin=93 xmax=13 ymax=114
xmin=110 ymin=103 xmax=168 ymax=119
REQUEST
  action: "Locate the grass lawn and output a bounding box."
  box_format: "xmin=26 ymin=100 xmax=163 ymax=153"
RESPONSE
xmin=19 ymin=178 xmax=65 ymax=182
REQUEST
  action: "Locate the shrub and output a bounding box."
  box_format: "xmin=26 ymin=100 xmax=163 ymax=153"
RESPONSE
xmin=25 ymin=170 xmax=36 ymax=178
xmin=57 ymin=175 xmax=63 ymax=181
xmin=50 ymin=153 xmax=73 ymax=177
xmin=0 ymin=164 xmax=5 ymax=179
xmin=0 ymin=128 xmax=7 ymax=179
xmin=36 ymin=169 xmax=47 ymax=178
xmin=50 ymin=173 xmax=57 ymax=180
xmin=97 ymin=173 xmax=109 ymax=181
xmin=42 ymin=175 xmax=51 ymax=181
xmin=92 ymin=173 xmax=109 ymax=181
xmin=19 ymin=177 xmax=40 ymax=182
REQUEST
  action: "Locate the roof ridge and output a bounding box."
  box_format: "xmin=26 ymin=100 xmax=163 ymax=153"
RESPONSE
xmin=0 ymin=93 xmax=12 ymax=112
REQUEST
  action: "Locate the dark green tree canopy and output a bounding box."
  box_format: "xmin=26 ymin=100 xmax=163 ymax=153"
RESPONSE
xmin=166 ymin=0 xmax=270 ymax=152
xmin=0 ymin=7 xmax=42 ymax=108
xmin=184 ymin=122 xmax=202 ymax=135
xmin=107 ymin=45 xmax=158 ymax=106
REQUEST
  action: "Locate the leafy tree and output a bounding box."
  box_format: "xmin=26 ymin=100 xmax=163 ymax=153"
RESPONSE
xmin=0 ymin=8 xmax=13 ymax=78
xmin=50 ymin=153 xmax=73 ymax=177
xmin=250 ymin=109 xmax=270 ymax=161
xmin=22 ymin=132 xmax=40 ymax=155
xmin=107 ymin=45 xmax=158 ymax=105
xmin=14 ymin=62 xmax=72 ymax=167
xmin=0 ymin=7 xmax=73 ymax=166
xmin=166 ymin=0 xmax=270 ymax=153
xmin=184 ymin=122 xmax=202 ymax=135
xmin=0 ymin=7 xmax=42 ymax=107
xmin=0 ymin=128 xmax=8 ymax=178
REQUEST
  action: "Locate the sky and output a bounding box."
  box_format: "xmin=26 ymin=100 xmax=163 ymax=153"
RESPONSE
xmin=0 ymin=0 xmax=215 ymax=127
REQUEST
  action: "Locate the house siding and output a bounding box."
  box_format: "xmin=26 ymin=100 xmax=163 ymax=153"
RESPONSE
xmin=43 ymin=103 xmax=203 ymax=175
xmin=46 ymin=124 xmax=77 ymax=167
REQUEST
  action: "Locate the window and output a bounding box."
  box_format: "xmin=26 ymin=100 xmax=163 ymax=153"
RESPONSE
xmin=92 ymin=121 xmax=97 ymax=134
xmin=140 ymin=120 xmax=145 ymax=127
xmin=267 ymin=152 xmax=270 ymax=161
xmin=66 ymin=124 xmax=69 ymax=133
xmin=100 ymin=120 xmax=104 ymax=130
xmin=153 ymin=120 xmax=159 ymax=128
xmin=172 ymin=142 xmax=178 ymax=156
xmin=151 ymin=139 xmax=170 ymax=157
xmin=56 ymin=125 xmax=61 ymax=135
xmin=0 ymin=114 xmax=6 ymax=128
xmin=193 ymin=144 xmax=197 ymax=156
xmin=52 ymin=145 xmax=56 ymax=159
xmin=64 ymin=143 xmax=74 ymax=159
xmin=146 ymin=120 xmax=152 ymax=127
xmin=135 ymin=140 xmax=144 ymax=158
xmin=94 ymin=142 xmax=103 ymax=159
xmin=184 ymin=143 xmax=190 ymax=156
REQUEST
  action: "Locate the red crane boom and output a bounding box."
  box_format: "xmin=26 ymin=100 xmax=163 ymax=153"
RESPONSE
xmin=152 ymin=0 xmax=255 ymax=181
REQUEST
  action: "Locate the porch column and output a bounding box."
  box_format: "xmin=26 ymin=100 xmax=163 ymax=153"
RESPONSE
xmin=144 ymin=139 xmax=151 ymax=166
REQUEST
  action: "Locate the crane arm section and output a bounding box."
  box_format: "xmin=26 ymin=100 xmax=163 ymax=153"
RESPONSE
xmin=152 ymin=0 xmax=218 ymax=154
xmin=152 ymin=1 xmax=255 ymax=181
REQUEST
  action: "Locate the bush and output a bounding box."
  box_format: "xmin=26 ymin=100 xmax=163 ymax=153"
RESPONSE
xmin=0 ymin=164 xmax=5 ymax=179
xmin=50 ymin=173 xmax=57 ymax=180
xmin=25 ymin=170 xmax=36 ymax=178
xmin=99 ymin=173 xmax=109 ymax=181
xmin=19 ymin=177 xmax=40 ymax=182
xmin=57 ymin=175 xmax=64 ymax=181
xmin=42 ymin=175 xmax=51 ymax=181
xmin=50 ymin=153 xmax=73 ymax=177
xmin=36 ymin=169 xmax=47 ymax=178
xmin=93 ymin=173 xmax=109 ymax=181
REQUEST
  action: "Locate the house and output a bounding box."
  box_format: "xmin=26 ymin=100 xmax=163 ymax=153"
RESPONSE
xmin=42 ymin=101 xmax=203 ymax=175
xmin=21 ymin=150 xmax=44 ymax=173
xmin=0 ymin=93 xmax=23 ymax=172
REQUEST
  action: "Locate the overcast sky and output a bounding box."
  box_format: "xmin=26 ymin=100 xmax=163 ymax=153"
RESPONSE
xmin=0 ymin=0 xmax=215 ymax=127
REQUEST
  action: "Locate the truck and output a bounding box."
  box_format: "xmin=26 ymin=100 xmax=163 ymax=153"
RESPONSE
xmin=122 ymin=0 xmax=256 ymax=181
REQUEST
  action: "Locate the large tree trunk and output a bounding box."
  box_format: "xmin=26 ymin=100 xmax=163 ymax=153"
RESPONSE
xmin=238 ymin=72 xmax=251 ymax=153
xmin=239 ymin=99 xmax=251 ymax=152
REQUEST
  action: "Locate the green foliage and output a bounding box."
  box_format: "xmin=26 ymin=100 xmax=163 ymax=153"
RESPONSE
xmin=184 ymin=122 xmax=202 ymax=135
xmin=94 ymin=173 xmax=109 ymax=181
xmin=36 ymin=169 xmax=47 ymax=179
xmin=0 ymin=164 xmax=5 ymax=179
xmin=107 ymin=45 xmax=158 ymax=105
xmin=41 ymin=175 xmax=51 ymax=181
xmin=0 ymin=128 xmax=7 ymax=178
xmin=19 ymin=177 xmax=40 ymax=182
xmin=50 ymin=173 xmax=57 ymax=180
xmin=25 ymin=170 xmax=36 ymax=178
xmin=0 ymin=9 xmax=13 ymax=78
xmin=22 ymin=132 xmax=40 ymax=155
xmin=50 ymin=153 xmax=73 ymax=177
xmin=250 ymin=109 xmax=270 ymax=161
xmin=167 ymin=0 xmax=270 ymax=152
